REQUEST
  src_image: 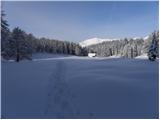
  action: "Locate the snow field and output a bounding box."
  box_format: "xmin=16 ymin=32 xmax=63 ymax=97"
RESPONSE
xmin=1 ymin=56 xmax=159 ymax=118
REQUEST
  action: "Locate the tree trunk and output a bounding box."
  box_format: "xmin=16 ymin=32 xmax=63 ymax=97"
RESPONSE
xmin=16 ymin=53 xmax=20 ymax=62
xmin=16 ymin=48 xmax=20 ymax=62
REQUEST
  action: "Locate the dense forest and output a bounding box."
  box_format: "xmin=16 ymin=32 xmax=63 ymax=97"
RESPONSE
xmin=1 ymin=11 xmax=88 ymax=62
xmin=1 ymin=11 xmax=159 ymax=62
xmin=88 ymin=31 xmax=159 ymax=59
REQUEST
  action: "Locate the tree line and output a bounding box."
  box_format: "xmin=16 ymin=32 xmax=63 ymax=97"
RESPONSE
xmin=88 ymin=31 xmax=159 ymax=59
xmin=1 ymin=11 xmax=159 ymax=61
xmin=1 ymin=11 xmax=88 ymax=62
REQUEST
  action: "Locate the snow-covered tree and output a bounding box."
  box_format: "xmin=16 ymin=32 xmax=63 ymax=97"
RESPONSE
xmin=9 ymin=27 xmax=32 ymax=62
xmin=148 ymin=32 xmax=159 ymax=61
xmin=75 ymin=45 xmax=81 ymax=56
xmin=88 ymin=37 xmax=144 ymax=58
xmin=1 ymin=10 xmax=11 ymax=58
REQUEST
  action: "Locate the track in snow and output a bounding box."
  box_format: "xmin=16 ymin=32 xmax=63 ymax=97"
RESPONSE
xmin=44 ymin=61 xmax=79 ymax=118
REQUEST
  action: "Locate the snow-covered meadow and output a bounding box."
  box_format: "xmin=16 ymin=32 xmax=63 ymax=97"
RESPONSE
xmin=1 ymin=55 xmax=159 ymax=118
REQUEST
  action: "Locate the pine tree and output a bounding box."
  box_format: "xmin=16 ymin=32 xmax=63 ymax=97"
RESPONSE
xmin=75 ymin=45 xmax=81 ymax=56
xmin=1 ymin=10 xmax=10 ymax=58
xmin=10 ymin=27 xmax=32 ymax=62
xmin=1 ymin=11 xmax=9 ymax=32
xmin=109 ymin=48 xmax=112 ymax=56
xmin=148 ymin=32 xmax=158 ymax=61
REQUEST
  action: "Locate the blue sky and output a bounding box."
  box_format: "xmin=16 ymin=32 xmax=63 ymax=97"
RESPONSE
xmin=2 ymin=1 xmax=159 ymax=42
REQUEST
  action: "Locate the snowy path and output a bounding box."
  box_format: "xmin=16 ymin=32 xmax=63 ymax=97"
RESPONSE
xmin=1 ymin=57 xmax=159 ymax=118
xmin=44 ymin=61 xmax=78 ymax=118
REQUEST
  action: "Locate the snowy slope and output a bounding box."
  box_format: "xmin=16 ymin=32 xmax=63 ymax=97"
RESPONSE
xmin=133 ymin=37 xmax=141 ymax=40
xmin=144 ymin=35 xmax=149 ymax=40
xmin=79 ymin=38 xmax=118 ymax=47
xmin=1 ymin=57 xmax=158 ymax=119
xmin=79 ymin=36 xmax=150 ymax=47
xmin=135 ymin=54 xmax=148 ymax=59
xmin=32 ymin=53 xmax=74 ymax=60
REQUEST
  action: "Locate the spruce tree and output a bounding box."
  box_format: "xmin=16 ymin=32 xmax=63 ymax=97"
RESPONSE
xmin=10 ymin=27 xmax=32 ymax=62
xmin=1 ymin=10 xmax=10 ymax=58
xmin=148 ymin=32 xmax=158 ymax=61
